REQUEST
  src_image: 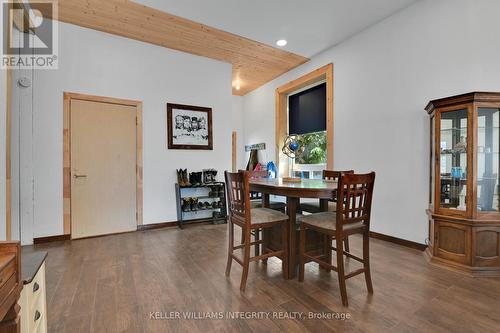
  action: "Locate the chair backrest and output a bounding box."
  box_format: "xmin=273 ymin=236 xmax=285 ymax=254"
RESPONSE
xmin=322 ymin=169 xmax=354 ymax=181
xmin=225 ymin=171 xmax=251 ymax=225
xmin=336 ymin=172 xmax=375 ymax=231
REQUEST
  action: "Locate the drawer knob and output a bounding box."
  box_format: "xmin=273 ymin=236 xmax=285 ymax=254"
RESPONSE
xmin=33 ymin=282 xmax=40 ymax=293
xmin=34 ymin=310 xmax=41 ymax=322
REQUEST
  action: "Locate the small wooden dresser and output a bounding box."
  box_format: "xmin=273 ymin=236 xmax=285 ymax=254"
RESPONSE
xmin=0 ymin=241 xmax=22 ymax=333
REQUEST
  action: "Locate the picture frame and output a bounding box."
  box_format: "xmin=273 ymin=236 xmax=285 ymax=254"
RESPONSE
xmin=167 ymin=103 xmax=213 ymax=150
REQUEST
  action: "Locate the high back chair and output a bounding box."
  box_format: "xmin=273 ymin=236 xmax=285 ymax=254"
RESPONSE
xmin=300 ymin=170 xmax=354 ymax=252
xmin=242 ymin=169 xmax=287 ymax=256
xmin=225 ymin=171 xmax=289 ymax=291
xmin=298 ymin=172 xmax=375 ymax=306
xmin=243 ymin=169 xmax=286 ymax=211
xmin=300 ymin=169 xmax=354 ymax=213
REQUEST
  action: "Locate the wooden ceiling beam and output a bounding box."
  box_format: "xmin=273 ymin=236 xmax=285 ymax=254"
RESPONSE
xmin=37 ymin=0 xmax=309 ymax=95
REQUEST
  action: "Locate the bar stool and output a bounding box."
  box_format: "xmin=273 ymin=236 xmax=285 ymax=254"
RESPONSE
xmin=225 ymin=171 xmax=289 ymax=291
xmin=300 ymin=170 xmax=354 ymax=213
xmin=298 ymin=172 xmax=375 ymax=306
xmin=301 ymin=170 xmax=354 ymax=253
xmin=242 ymin=169 xmax=286 ymax=256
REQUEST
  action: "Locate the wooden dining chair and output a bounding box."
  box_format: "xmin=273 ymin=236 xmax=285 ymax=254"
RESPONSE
xmin=225 ymin=171 xmax=289 ymax=291
xmin=298 ymin=172 xmax=375 ymax=307
xmin=242 ymin=169 xmax=286 ymax=211
xmin=241 ymin=169 xmax=287 ymax=256
xmin=300 ymin=170 xmax=354 ymax=253
xmin=300 ymin=170 xmax=354 ymax=214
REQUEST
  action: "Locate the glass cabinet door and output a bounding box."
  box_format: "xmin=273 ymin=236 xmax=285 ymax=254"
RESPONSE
xmin=439 ymin=109 xmax=468 ymax=211
xmin=477 ymin=107 xmax=500 ymax=213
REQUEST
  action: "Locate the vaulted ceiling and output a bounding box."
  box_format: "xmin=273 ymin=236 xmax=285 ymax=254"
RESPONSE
xmin=38 ymin=0 xmax=419 ymax=95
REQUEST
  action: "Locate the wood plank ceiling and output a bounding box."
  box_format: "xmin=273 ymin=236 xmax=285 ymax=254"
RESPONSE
xmin=41 ymin=0 xmax=310 ymax=95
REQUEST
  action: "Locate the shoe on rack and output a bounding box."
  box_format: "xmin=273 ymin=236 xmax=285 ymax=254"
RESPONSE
xmin=183 ymin=169 xmax=191 ymax=187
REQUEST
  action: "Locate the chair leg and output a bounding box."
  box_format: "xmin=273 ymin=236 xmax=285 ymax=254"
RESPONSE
xmin=225 ymin=220 xmax=234 ymax=277
xmin=344 ymin=236 xmax=350 ymax=252
xmin=363 ymin=231 xmax=374 ymax=294
xmin=299 ymin=224 xmax=306 ymax=282
xmin=281 ymin=220 xmax=289 ymax=279
xmin=336 ymin=236 xmax=348 ymax=307
xmin=240 ymin=227 xmax=251 ymax=292
xmin=325 ymin=235 xmax=332 ymax=272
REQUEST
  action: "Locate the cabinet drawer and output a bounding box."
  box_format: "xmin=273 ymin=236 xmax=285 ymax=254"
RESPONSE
xmin=29 ymin=290 xmax=46 ymax=333
xmin=0 ymin=257 xmax=16 ymax=289
xmin=435 ymin=220 xmax=471 ymax=265
xmin=28 ymin=263 xmax=45 ymax=312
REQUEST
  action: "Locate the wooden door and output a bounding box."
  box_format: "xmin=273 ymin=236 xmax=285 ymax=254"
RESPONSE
xmin=70 ymin=99 xmax=137 ymax=239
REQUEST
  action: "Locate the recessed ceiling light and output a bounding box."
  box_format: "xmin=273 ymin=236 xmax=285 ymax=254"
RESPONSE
xmin=276 ymin=39 xmax=287 ymax=47
xmin=235 ymin=85 xmax=240 ymax=90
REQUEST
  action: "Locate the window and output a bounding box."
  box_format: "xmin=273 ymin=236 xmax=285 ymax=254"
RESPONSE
xmin=275 ymin=63 xmax=333 ymax=178
xmin=288 ymin=82 xmax=327 ymax=179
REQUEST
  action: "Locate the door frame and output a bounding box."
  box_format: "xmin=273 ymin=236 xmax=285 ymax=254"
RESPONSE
xmin=63 ymin=92 xmax=143 ymax=237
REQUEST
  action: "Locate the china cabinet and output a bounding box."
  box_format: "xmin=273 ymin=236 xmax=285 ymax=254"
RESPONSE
xmin=426 ymin=92 xmax=500 ymax=276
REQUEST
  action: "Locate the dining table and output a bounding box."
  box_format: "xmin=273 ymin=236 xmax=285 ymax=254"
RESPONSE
xmin=249 ymin=177 xmax=338 ymax=279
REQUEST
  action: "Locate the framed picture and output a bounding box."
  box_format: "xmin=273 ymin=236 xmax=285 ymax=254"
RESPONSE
xmin=167 ymin=103 xmax=213 ymax=150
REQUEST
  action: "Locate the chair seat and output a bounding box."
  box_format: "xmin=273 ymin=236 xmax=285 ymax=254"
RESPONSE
xmin=251 ymin=208 xmax=288 ymax=225
xmin=300 ymin=201 xmax=336 ymax=213
xmin=299 ymin=212 xmax=365 ymax=234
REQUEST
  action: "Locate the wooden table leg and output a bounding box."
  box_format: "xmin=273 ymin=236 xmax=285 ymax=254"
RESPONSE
xmin=286 ymin=196 xmax=298 ymax=279
xmin=257 ymin=193 xmax=270 ymax=258
xmin=320 ymin=199 xmax=332 ymax=270
xmin=262 ymin=193 xmax=270 ymax=208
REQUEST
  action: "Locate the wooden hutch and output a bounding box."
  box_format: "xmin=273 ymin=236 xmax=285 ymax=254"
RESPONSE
xmin=426 ymin=92 xmax=500 ymax=277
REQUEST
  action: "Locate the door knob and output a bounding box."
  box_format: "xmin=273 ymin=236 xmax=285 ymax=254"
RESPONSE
xmin=73 ymin=174 xmax=87 ymax=179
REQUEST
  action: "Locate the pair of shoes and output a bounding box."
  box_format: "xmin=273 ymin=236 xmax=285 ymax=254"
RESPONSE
xmin=181 ymin=197 xmax=199 ymax=211
xmin=209 ymin=185 xmax=224 ymax=197
xmin=189 ymin=172 xmax=203 ymax=186
xmin=177 ymin=169 xmax=191 ymax=187
xmin=203 ymin=169 xmax=218 ymax=183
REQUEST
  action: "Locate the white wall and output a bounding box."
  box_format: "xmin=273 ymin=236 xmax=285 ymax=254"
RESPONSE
xmin=241 ymin=0 xmax=500 ymax=244
xmin=31 ymin=22 xmax=232 ymax=238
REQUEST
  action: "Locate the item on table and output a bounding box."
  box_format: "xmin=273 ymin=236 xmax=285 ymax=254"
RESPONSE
xmin=267 ymin=161 xmax=277 ymax=178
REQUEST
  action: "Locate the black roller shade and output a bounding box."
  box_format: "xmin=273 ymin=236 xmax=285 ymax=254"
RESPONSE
xmin=288 ymin=83 xmax=326 ymax=135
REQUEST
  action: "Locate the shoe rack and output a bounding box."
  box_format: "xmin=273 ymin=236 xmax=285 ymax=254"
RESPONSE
xmin=175 ymin=182 xmax=228 ymax=229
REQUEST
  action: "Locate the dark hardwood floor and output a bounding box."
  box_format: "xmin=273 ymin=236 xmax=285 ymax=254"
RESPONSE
xmin=24 ymin=224 xmax=500 ymax=333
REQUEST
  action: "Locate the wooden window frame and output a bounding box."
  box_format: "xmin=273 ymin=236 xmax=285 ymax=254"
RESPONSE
xmin=275 ymin=63 xmax=333 ymax=175
xmin=63 ymin=92 xmax=143 ymax=236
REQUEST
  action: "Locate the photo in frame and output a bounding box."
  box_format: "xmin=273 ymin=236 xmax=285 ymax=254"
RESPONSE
xmin=167 ymin=103 xmax=213 ymax=150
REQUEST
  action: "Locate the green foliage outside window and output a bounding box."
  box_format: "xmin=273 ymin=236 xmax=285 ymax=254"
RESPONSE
xmin=295 ymin=131 xmax=327 ymax=164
